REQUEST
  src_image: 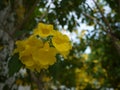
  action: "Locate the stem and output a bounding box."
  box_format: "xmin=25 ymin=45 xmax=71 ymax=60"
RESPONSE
xmin=30 ymin=71 xmax=44 ymax=90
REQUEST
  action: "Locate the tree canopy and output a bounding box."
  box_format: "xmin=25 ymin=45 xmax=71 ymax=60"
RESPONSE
xmin=0 ymin=0 xmax=120 ymax=90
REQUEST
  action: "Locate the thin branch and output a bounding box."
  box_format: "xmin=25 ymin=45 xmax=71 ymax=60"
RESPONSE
xmin=92 ymin=0 xmax=120 ymax=41
xmin=83 ymin=12 xmax=120 ymax=40
xmin=92 ymin=0 xmax=112 ymax=33
xmin=82 ymin=12 xmax=108 ymax=33
xmin=39 ymin=1 xmax=53 ymax=21
xmin=85 ymin=2 xmax=94 ymax=12
xmin=30 ymin=71 xmax=44 ymax=90
xmin=85 ymin=0 xmax=120 ymax=54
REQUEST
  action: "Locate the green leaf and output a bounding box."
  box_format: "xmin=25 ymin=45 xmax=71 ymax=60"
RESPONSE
xmin=8 ymin=53 xmax=23 ymax=77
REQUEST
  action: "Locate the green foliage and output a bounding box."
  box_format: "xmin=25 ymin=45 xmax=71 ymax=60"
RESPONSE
xmin=8 ymin=53 xmax=23 ymax=77
xmin=49 ymin=57 xmax=76 ymax=87
xmin=1 ymin=0 xmax=120 ymax=89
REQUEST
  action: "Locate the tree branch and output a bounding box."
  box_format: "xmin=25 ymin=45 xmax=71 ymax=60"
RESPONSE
xmin=92 ymin=0 xmax=112 ymax=33
xmin=85 ymin=0 xmax=120 ymax=55
xmin=82 ymin=12 xmax=108 ymax=33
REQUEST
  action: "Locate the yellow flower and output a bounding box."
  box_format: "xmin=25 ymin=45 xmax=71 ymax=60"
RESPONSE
xmin=42 ymin=75 xmax=51 ymax=82
xmin=52 ymin=31 xmax=72 ymax=57
xmin=14 ymin=40 xmax=27 ymax=54
xmin=81 ymin=54 xmax=88 ymax=60
xmin=14 ymin=23 xmax=72 ymax=72
xmin=0 ymin=45 xmax=3 ymax=50
xmin=32 ymin=42 xmax=58 ymax=66
xmin=14 ymin=35 xmax=50 ymax=71
xmin=25 ymin=35 xmax=43 ymax=48
xmin=16 ymin=79 xmax=23 ymax=85
xmin=33 ymin=23 xmax=53 ymax=37
xmin=93 ymin=60 xmax=99 ymax=63
xmin=18 ymin=46 xmax=38 ymax=70
xmin=14 ymin=35 xmax=43 ymax=53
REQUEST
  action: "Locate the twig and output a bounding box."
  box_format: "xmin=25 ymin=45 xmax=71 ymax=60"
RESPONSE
xmin=82 ymin=12 xmax=108 ymax=33
xmin=92 ymin=0 xmax=112 ymax=33
xmin=85 ymin=2 xmax=94 ymax=12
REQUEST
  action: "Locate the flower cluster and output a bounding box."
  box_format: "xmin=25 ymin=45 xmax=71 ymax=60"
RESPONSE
xmin=14 ymin=23 xmax=72 ymax=71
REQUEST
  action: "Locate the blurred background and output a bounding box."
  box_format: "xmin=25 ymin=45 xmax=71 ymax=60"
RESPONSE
xmin=0 ymin=0 xmax=120 ymax=90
